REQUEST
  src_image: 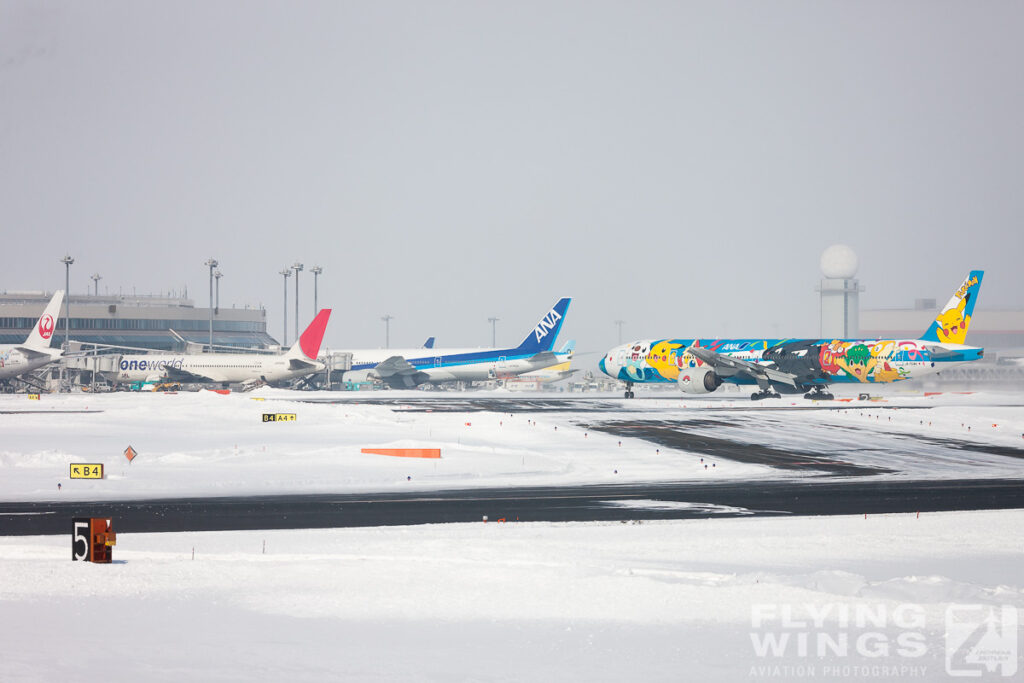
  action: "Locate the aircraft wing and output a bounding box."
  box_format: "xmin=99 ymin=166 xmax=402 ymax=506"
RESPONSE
xmin=373 ymin=355 xmax=431 ymax=388
xmin=14 ymin=346 xmax=56 ymax=361
xmin=373 ymin=355 xmax=419 ymax=378
xmin=684 ymin=345 xmax=797 ymax=388
xmin=161 ymin=365 xmax=217 ymax=384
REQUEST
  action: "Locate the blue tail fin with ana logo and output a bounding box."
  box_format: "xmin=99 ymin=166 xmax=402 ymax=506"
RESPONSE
xmin=514 ymin=298 xmax=571 ymax=354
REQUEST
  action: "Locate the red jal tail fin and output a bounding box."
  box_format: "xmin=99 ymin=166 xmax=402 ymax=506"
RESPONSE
xmin=290 ymin=309 xmax=332 ymax=360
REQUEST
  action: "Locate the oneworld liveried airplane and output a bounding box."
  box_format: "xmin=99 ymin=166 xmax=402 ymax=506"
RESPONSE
xmin=0 ymin=290 xmax=65 ymax=385
xmin=342 ymin=297 xmax=571 ymax=388
xmin=114 ymin=309 xmax=331 ymax=388
xmin=600 ymin=272 xmax=984 ymax=400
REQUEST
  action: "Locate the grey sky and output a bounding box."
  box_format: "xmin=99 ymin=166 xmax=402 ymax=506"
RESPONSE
xmin=2 ymin=1 xmax=1022 ymax=359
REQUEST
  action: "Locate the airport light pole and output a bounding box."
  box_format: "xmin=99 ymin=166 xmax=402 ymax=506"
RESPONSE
xmin=90 ymin=273 xmax=101 ymax=296
xmin=204 ymin=258 xmax=218 ymax=351
xmin=60 ymin=255 xmax=74 ymax=348
xmin=614 ymin=320 xmax=624 ymax=345
xmin=310 ymin=265 xmax=322 ymax=315
xmin=214 ymin=270 xmax=222 ymax=314
xmin=292 ymin=262 xmax=303 ymax=340
xmin=381 ymin=314 xmax=393 ymax=349
xmin=60 ymin=255 xmax=74 ymax=392
xmin=279 ymin=269 xmax=292 ymax=346
xmin=488 ymin=317 xmax=499 ymax=347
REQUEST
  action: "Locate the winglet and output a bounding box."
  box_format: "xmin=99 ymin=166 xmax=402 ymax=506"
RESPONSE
xmin=24 ymin=290 xmax=65 ymax=351
xmin=514 ymin=297 xmax=571 ymax=354
xmin=919 ymin=271 xmax=983 ymax=344
xmin=290 ymin=309 xmax=332 ymax=360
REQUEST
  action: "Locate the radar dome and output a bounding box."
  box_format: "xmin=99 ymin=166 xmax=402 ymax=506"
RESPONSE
xmin=820 ymin=244 xmax=858 ymax=279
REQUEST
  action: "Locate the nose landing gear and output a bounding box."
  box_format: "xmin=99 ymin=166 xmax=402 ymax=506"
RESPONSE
xmin=623 ymin=381 xmax=635 ymax=399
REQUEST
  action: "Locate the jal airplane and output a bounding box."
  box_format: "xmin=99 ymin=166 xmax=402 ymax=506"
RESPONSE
xmin=114 ymin=309 xmax=331 ymax=388
xmin=600 ymin=271 xmax=985 ymax=400
xmin=0 ymin=290 xmax=65 ymax=384
xmin=342 ymin=297 xmax=571 ymax=388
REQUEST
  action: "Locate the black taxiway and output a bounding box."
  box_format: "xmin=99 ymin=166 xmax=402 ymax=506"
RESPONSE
xmin=2 ymin=478 xmax=1022 ymax=536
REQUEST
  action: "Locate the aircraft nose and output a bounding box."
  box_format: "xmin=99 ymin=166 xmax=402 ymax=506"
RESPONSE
xmin=598 ymin=357 xmax=607 ymax=375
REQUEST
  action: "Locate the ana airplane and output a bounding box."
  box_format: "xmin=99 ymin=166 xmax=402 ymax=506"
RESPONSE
xmin=114 ymin=309 xmax=331 ymax=388
xmin=342 ymin=298 xmax=571 ymax=388
xmin=0 ymin=290 xmax=65 ymax=385
xmin=600 ymin=271 xmax=985 ymax=400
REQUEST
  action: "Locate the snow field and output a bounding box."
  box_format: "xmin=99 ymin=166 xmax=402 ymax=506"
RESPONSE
xmin=0 ymin=509 xmax=1021 ymax=681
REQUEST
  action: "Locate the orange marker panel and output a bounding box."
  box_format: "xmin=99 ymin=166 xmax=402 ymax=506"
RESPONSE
xmin=361 ymin=448 xmax=441 ymax=459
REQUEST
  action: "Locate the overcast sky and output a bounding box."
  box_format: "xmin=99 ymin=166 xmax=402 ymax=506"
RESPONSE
xmin=2 ymin=1 xmax=1022 ymax=360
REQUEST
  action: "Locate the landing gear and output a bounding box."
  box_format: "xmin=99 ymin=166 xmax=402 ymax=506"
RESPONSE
xmin=750 ymin=390 xmax=781 ymax=401
xmin=623 ymin=381 xmax=635 ymax=399
xmin=803 ymin=386 xmax=834 ymax=401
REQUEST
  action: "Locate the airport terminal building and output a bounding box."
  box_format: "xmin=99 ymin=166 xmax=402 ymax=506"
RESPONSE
xmin=0 ymin=291 xmax=276 ymax=351
xmin=860 ymin=301 xmax=1024 ymax=357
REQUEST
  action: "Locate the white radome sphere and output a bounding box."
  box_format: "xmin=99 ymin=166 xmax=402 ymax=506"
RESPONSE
xmin=820 ymin=244 xmax=858 ymax=279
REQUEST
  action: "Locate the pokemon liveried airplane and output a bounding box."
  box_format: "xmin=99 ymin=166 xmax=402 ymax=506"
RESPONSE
xmin=114 ymin=309 xmax=332 ymax=388
xmin=600 ymin=272 xmax=984 ymax=400
xmin=0 ymin=290 xmax=66 ymax=385
xmin=342 ymin=298 xmax=571 ymax=388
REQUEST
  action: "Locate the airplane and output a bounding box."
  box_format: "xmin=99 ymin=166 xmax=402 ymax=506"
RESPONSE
xmin=112 ymin=309 xmax=332 ymax=388
xmin=600 ymin=271 xmax=985 ymax=400
xmin=0 ymin=290 xmax=66 ymax=385
xmin=342 ymin=298 xmax=571 ymax=388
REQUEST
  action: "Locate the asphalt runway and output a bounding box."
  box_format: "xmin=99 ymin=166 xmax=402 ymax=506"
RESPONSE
xmin=295 ymin=395 xmax=938 ymax=413
xmin=2 ymin=478 xmax=1023 ymax=536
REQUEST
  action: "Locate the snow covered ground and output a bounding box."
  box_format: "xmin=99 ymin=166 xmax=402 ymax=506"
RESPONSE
xmin=2 ymin=388 xmax=1022 ymax=680
xmin=1 ymin=510 xmax=1021 ymax=681
xmin=2 ymin=388 xmax=1024 ymax=502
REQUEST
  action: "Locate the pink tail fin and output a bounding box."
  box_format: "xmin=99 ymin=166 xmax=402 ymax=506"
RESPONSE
xmin=292 ymin=309 xmax=332 ymax=360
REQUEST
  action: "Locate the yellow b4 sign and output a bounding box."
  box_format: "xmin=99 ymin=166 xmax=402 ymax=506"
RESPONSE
xmin=262 ymin=413 xmax=297 ymax=422
xmin=70 ymin=464 xmax=104 ymax=479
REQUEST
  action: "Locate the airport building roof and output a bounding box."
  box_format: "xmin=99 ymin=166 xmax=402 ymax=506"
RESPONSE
xmin=0 ymin=291 xmax=276 ymax=350
xmin=860 ymin=307 xmax=1024 ymax=352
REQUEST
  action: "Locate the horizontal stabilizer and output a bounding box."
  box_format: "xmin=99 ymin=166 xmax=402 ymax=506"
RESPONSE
xmin=14 ymin=346 xmax=53 ymax=361
xmin=289 ymin=358 xmax=318 ymax=371
xmin=528 ymin=351 xmax=558 ymax=366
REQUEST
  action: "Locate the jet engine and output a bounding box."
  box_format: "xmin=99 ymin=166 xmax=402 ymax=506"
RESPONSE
xmin=677 ymin=366 xmax=722 ymax=394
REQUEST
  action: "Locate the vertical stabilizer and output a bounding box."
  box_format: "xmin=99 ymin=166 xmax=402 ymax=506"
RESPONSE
xmin=919 ymin=271 xmax=983 ymax=344
xmin=287 ymin=309 xmax=332 ymax=360
xmin=24 ymin=290 xmax=65 ymax=351
xmin=514 ymin=298 xmax=571 ymax=354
